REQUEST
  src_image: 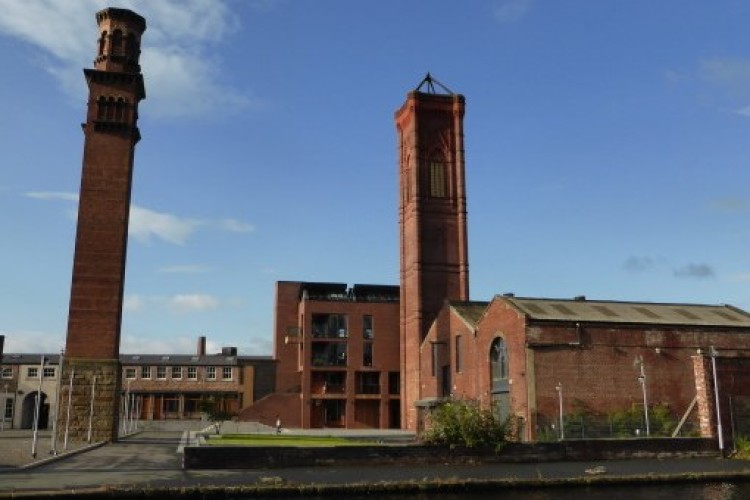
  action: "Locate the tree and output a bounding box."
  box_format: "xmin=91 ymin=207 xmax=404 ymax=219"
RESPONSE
xmin=198 ymin=399 xmax=234 ymax=435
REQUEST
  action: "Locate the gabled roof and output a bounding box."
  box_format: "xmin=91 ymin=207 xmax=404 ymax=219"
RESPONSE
xmin=450 ymin=301 xmax=490 ymax=328
xmin=500 ymin=296 xmax=750 ymax=328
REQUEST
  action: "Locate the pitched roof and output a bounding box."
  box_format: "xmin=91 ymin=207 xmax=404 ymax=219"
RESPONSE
xmin=501 ymin=296 xmax=750 ymax=328
xmin=451 ymin=301 xmax=490 ymax=327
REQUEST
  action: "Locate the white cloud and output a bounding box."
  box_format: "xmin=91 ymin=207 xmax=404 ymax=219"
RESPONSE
xmin=25 ymin=191 xmax=79 ymax=202
xmin=129 ymin=205 xmax=201 ymax=245
xmin=729 ymin=273 xmax=750 ymax=283
xmin=220 ymin=218 xmax=255 ymax=233
xmin=493 ymin=0 xmax=533 ymax=24
xmin=123 ymin=294 xmax=146 ymax=313
xmin=169 ymin=294 xmax=220 ymax=313
xmin=3 ymin=330 xmax=65 ymax=353
xmin=25 ymin=190 xmax=253 ymax=244
xmin=0 ymin=0 xmax=252 ymax=119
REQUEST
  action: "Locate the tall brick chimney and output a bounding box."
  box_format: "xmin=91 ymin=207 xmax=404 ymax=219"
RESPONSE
xmin=197 ymin=336 xmax=207 ymax=356
xmin=61 ymin=7 xmax=146 ymax=443
xmin=396 ymin=74 xmax=469 ymax=431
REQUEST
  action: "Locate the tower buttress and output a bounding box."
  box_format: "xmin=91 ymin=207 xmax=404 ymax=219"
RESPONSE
xmin=396 ymin=74 xmax=469 ymax=430
xmin=61 ymin=7 xmax=146 ymax=443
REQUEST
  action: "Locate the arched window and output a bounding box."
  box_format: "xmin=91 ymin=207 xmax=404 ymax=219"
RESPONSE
xmin=105 ymin=96 xmax=116 ymax=121
xmin=125 ymin=33 xmax=137 ymax=59
xmin=490 ymin=337 xmax=508 ymax=392
xmin=114 ymin=97 xmax=126 ymax=122
xmin=98 ymin=31 xmax=107 ymax=56
xmin=111 ymin=29 xmax=123 ymax=55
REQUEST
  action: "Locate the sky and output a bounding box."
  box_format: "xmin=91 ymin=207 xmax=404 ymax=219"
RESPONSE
xmin=1 ymin=0 xmax=748 ymax=356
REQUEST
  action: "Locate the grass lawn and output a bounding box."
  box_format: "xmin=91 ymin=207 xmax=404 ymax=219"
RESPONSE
xmin=206 ymin=434 xmax=374 ymax=447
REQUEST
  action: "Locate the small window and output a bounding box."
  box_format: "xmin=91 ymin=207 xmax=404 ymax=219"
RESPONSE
xmin=156 ymin=366 xmax=167 ymax=380
xmin=363 ymin=315 xmax=374 ymax=339
xmin=1 ymin=367 xmax=12 ymax=379
xmin=206 ymin=366 xmax=216 ymax=380
xmin=27 ymin=367 xmax=38 ymax=378
xmin=140 ymin=366 xmax=151 ymax=379
xmin=43 ymin=367 xmax=56 ymax=378
xmin=171 ymin=366 xmax=182 ymax=379
xmin=124 ymin=367 xmax=136 ymax=380
xmin=222 ymin=367 xmax=232 ymax=380
xmin=363 ymin=342 xmax=373 ymax=367
xmin=187 ymin=366 xmax=197 ymax=380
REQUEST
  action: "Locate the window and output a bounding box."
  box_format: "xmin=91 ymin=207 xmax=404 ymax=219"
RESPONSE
xmin=187 ymin=367 xmax=197 ymax=380
xmin=222 ymin=367 xmax=233 ymax=380
xmin=388 ymin=372 xmax=400 ymax=395
xmin=311 ymin=313 xmax=348 ymax=338
xmin=171 ymin=366 xmax=182 ymax=379
xmin=490 ymin=337 xmax=509 ymax=393
xmin=311 ymin=342 xmax=347 ymax=367
xmin=356 ymin=372 xmax=380 ymax=394
xmin=206 ymin=366 xmax=216 ymax=380
xmin=363 ymin=342 xmax=373 ymax=367
xmin=124 ymin=368 xmax=136 ymax=379
xmin=3 ymin=398 xmax=13 ymax=420
xmin=1 ymin=367 xmax=12 ymax=379
xmin=363 ymin=315 xmax=374 ymax=339
xmin=43 ymin=367 xmax=55 ymax=378
xmin=156 ymin=366 xmax=166 ymax=379
xmin=429 ymin=162 xmax=447 ymax=198
xmin=27 ymin=367 xmax=38 ymax=378
xmin=430 ymin=343 xmax=439 ymax=377
xmin=140 ymin=366 xmax=151 ymax=379
xmin=455 ymin=335 xmax=462 ymax=373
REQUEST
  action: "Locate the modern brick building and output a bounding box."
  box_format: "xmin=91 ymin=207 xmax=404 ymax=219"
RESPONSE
xmin=241 ymin=282 xmax=401 ymax=429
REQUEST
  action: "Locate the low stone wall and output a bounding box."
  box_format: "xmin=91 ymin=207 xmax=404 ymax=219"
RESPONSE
xmin=183 ymin=438 xmax=720 ymax=470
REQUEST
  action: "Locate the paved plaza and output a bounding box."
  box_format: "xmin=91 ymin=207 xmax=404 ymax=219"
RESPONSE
xmin=2 ymin=429 xmax=750 ymax=497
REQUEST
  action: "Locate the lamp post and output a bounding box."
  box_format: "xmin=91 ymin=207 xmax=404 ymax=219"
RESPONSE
xmin=556 ymin=382 xmax=564 ymax=440
xmin=635 ymin=355 xmax=650 ymax=437
xmin=50 ymin=349 xmax=64 ymax=455
xmin=710 ymin=346 xmax=724 ymax=454
xmin=31 ymin=356 xmax=46 ymax=458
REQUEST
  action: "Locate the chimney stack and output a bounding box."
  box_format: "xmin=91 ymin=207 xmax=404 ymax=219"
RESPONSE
xmin=197 ymin=336 xmax=206 ymax=356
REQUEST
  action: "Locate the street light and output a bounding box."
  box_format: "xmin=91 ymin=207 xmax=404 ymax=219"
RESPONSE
xmin=635 ymin=355 xmax=650 ymax=437
xmin=555 ymin=382 xmax=564 ymax=440
xmin=710 ymin=346 xmax=724 ymax=455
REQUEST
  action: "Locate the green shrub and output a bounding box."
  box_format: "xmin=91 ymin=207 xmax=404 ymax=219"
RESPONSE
xmin=421 ymin=400 xmax=511 ymax=451
xmin=733 ymin=435 xmax=750 ymax=460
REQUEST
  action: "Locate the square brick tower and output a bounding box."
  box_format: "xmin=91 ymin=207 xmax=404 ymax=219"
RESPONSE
xmin=61 ymin=8 xmax=146 ymax=442
xmin=395 ymin=75 xmax=469 ymax=430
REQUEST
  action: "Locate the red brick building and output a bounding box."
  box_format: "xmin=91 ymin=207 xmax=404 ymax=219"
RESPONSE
xmin=419 ymin=296 xmax=750 ymax=442
xmin=242 ymin=282 xmax=401 ymax=429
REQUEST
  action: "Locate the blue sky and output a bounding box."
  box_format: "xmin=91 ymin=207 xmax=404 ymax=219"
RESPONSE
xmin=1 ymin=0 xmax=748 ymax=355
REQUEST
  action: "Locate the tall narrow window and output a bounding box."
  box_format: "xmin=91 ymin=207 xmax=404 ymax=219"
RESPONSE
xmin=3 ymin=398 xmax=13 ymax=420
xmin=429 ymin=162 xmax=447 ymax=198
xmin=431 ymin=343 xmax=439 ymax=377
xmin=455 ymin=335 xmax=462 ymax=373
xmin=490 ymin=337 xmax=509 ymax=392
xmin=363 ymin=315 xmax=374 ymax=339
xmin=111 ymin=29 xmax=123 ymax=55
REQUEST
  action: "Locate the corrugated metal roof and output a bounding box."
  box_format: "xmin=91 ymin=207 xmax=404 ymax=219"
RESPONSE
xmin=501 ymin=296 xmax=750 ymax=328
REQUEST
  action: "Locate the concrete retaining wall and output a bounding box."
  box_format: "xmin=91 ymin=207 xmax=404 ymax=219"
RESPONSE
xmin=183 ymin=437 xmax=720 ymax=469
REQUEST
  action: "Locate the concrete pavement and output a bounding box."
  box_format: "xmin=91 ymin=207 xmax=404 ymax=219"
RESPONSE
xmin=2 ymin=430 xmax=750 ymax=497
